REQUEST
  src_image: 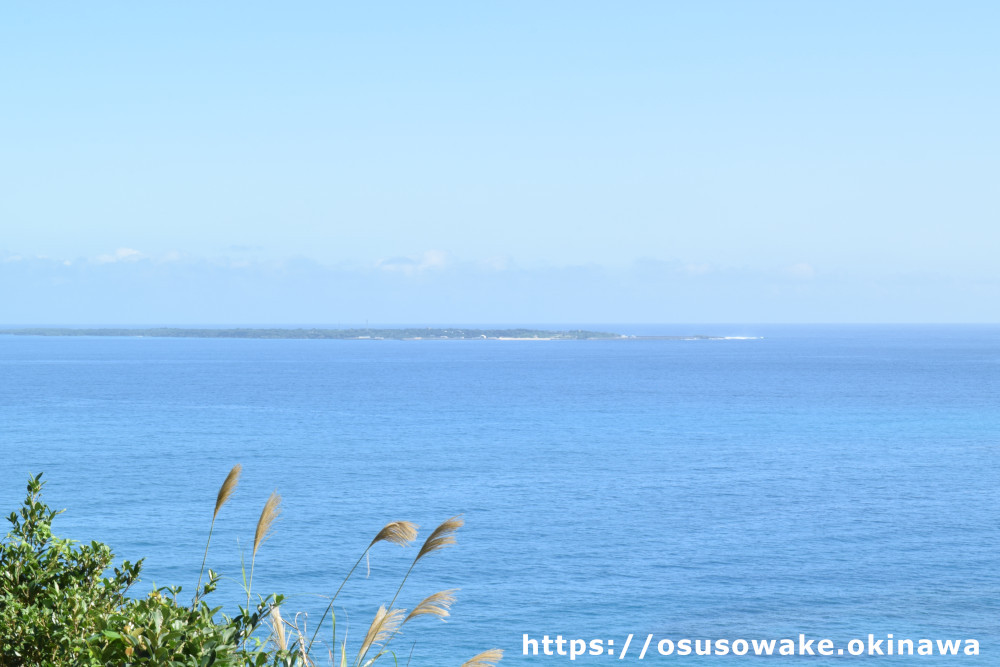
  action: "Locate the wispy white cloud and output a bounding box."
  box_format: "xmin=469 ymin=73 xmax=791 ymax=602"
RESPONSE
xmin=682 ymin=262 xmax=713 ymax=276
xmin=1 ymin=251 xmax=995 ymax=324
xmin=160 ymin=251 xmax=183 ymax=263
xmin=94 ymin=247 xmax=145 ymax=264
xmin=481 ymin=255 xmax=512 ymax=271
xmin=376 ymin=250 xmax=450 ymax=275
xmin=785 ymin=262 xmax=816 ymax=279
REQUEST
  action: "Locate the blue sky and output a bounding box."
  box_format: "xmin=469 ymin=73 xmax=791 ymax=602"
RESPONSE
xmin=2 ymin=2 xmax=997 ymax=323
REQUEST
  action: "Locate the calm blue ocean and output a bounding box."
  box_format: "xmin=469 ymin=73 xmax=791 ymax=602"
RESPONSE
xmin=1 ymin=325 xmax=997 ymax=664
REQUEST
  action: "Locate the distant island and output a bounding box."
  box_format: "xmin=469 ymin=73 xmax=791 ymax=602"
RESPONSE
xmin=0 ymin=327 xmax=618 ymax=340
xmin=0 ymin=328 xmax=744 ymax=341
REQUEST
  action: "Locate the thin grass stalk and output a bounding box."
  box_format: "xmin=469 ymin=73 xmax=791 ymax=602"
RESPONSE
xmin=297 ymin=626 xmax=310 ymax=666
xmin=332 ymin=609 xmax=341 ymax=666
xmin=306 ymin=549 xmax=367 ymax=653
xmin=238 ymin=540 xmax=248 ymax=599
xmin=193 ymin=464 xmax=241 ymax=607
xmin=295 ymin=611 xmax=312 ymax=664
xmin=193 ymin=520 xmax=216 ymax=607
xmin=306 ymin=521 xmax=417 ymax=654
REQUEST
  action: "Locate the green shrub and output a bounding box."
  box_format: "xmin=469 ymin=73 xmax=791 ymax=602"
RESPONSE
xmin=0 ymin=474 xmax=285 ymax=666
xmin=0 ymin=473 xmax=135 ymax=664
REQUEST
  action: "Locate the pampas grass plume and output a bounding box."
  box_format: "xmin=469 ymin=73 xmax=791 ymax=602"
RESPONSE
xmin=369 ymin=520 xmax=418 ymax=548
xmin=357 ymin=605 xmax=406 ymax=663
xmin=254 ymin=491 xmax=282 ymax=558
xmin=269 ymin=606 xmax=287 ymax=651
xmin=460 ymin=649 xmax=503 ymax=666
xmin=404 ymin=589 xmax=458 ymax=623
xmin=214 ymin=464 xmax=242 ymax=519
xmin=416 ymin=515 xmax=463 ymax=562
xmin=194 ymin=463 xmax=243 ymax=605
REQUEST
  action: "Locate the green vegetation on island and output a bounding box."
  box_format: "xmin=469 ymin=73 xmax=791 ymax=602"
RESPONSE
xmin=0 ymin=327 xmax=621 ymax=340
